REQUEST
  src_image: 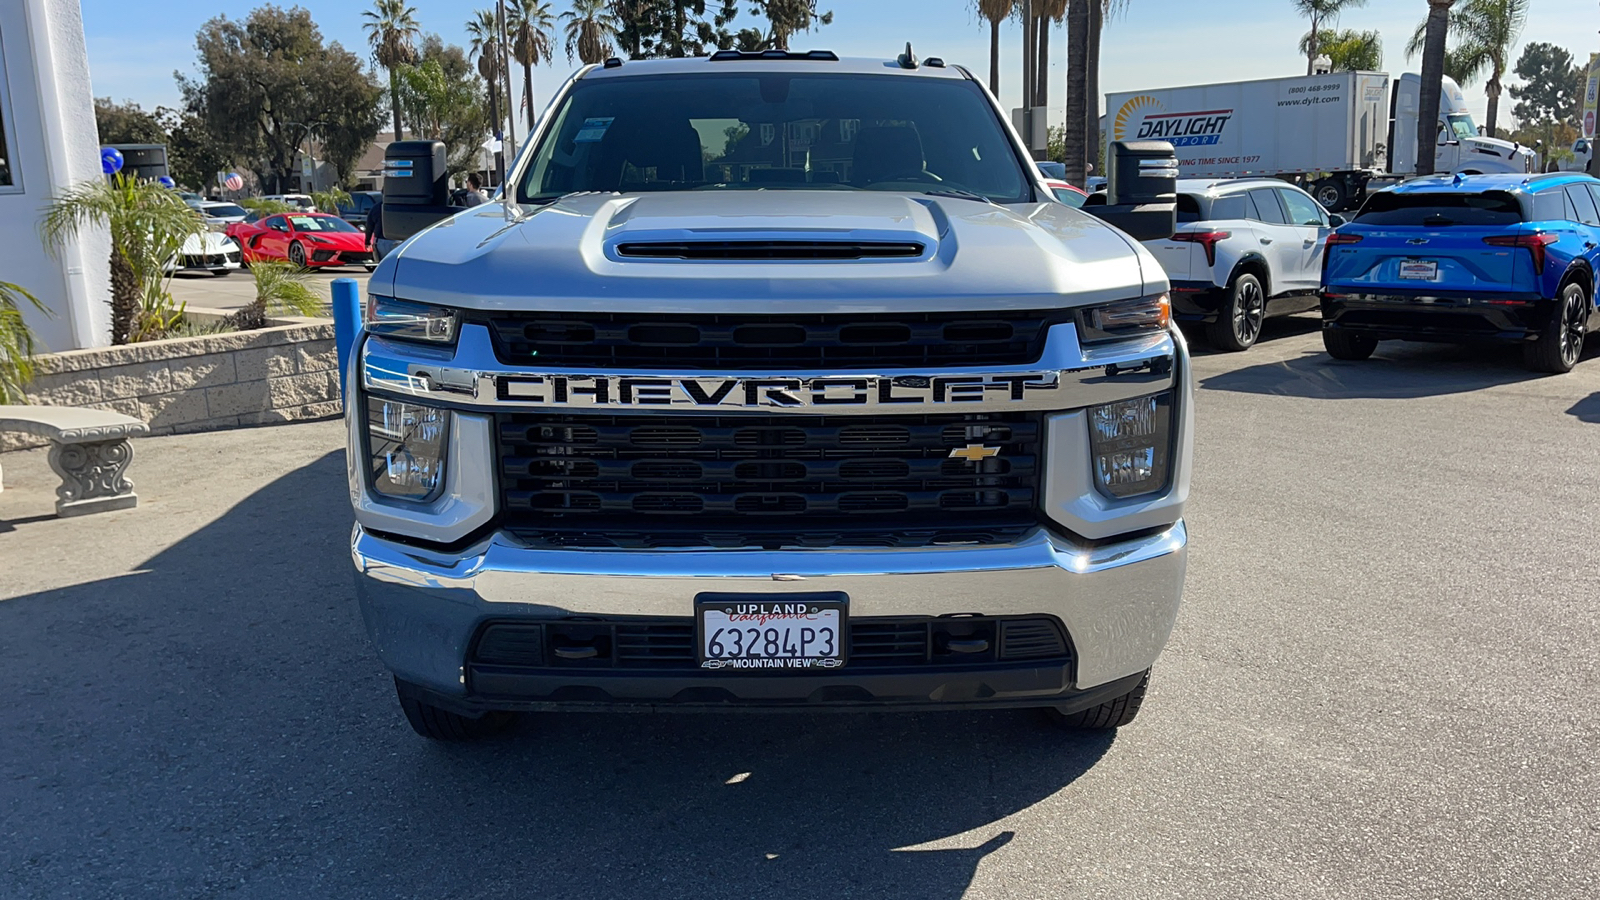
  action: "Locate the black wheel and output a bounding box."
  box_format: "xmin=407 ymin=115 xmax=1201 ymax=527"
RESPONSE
xmin=1323 ymin=328 xmax=1378 ymax=360
xmin=394 ymin=678 xmax=515 ymax=741
xmin=1313 ymin=178 xmax=1347 ymax=211
xmin=1205 ymin=272 xmax=1266 ymax=351
xmin=1525 ymin=281 xmax=1590 ymax=374
xmin=212 ymin=268 xmax=232 ymax=277
xmin=1043 ymin=670 xmax=1149 ymax=730
xmin=287 ymin=241 xmax=307 ymax=268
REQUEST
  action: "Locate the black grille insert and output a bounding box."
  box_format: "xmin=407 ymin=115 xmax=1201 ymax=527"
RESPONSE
xmin=497 ymin=412 xmax=1041 ymax=545
xmin=472 ymin=310 xmax=1067 ymax=369
xmin=469 ymin=616 xmax=1072 ymax=673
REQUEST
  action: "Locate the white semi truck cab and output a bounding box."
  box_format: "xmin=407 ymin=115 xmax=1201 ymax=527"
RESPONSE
xmin=1387 ymin=74 xmax=1539 ymax=178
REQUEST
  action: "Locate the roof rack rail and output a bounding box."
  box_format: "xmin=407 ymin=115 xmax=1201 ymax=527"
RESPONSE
xmin=708 ymin=49 xmax=839 ymax=62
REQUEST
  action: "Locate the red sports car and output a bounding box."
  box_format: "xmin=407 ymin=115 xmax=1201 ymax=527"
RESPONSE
xmin=228 ymin=212 xmax=375 ymax=270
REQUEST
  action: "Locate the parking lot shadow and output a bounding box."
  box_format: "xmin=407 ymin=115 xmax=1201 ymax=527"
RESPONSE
xmin=0 ymin=451 xmax=1113 ymax=900
xmin=1198 ymin=344 xmax=1562 ymax=400
xmin=1568 ymin=392 xmax=1600 ymax=424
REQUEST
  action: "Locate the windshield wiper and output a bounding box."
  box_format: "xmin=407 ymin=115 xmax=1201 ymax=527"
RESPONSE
xmin=919 ymin=188 xmax=998 ymax=206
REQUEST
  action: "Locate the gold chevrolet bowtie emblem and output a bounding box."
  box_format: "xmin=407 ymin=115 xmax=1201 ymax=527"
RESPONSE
xmin=949 ymin=444 xmax=1001 ymax=462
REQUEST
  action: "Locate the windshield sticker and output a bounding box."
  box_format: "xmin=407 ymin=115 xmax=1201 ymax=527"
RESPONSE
xmin=575 ymin=117 xmax=615 ymax=143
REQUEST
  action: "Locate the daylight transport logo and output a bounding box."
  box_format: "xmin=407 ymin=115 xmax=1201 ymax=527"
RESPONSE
xmin=1113 ymin=95 xmax=1234 ymax=147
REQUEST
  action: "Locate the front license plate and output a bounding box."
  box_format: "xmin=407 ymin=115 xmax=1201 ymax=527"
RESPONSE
xmin=696 ymin=592 xmax=847 ymax=671
xmin=1399 ymin=259 xmax=1438 ymax=281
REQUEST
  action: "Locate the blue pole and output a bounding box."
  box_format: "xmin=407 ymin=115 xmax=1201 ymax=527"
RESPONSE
xmin=331 ymin=278 xmax=362 ymax=399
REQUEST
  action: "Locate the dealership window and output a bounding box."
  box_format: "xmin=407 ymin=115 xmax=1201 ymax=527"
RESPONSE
xmin=0 ymin=27 xmax=17 ymax=190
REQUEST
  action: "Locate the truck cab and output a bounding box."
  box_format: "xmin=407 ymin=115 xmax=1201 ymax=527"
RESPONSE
xmin=352 ymin=51 xmax=1191 ymax=740
xmin=1388 ymin=74 xmax=1539 ymax=176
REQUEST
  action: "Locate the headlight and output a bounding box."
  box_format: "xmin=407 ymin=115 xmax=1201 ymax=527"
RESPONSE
xmin=365 ymin=295 xmax=459 ymax=343
xmin=367 ymin=397 xmax=449 ymax=501
xmin=1079 ymin=293 xmax=1171 ymax=343
xmin=1088 ymin=391 xmax=1174 ymax=499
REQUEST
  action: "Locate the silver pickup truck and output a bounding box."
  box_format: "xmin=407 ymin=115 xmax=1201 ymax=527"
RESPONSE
xmin=351 ymin=49 xmax=1191 ymax=740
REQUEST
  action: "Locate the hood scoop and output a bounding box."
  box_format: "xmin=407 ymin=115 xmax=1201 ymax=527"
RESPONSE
xmin=614 ymin=240 xmax=926 ymax=261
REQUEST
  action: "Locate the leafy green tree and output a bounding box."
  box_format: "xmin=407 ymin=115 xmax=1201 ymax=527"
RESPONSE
xmin=565 ymin=0 xmax=621 ymax=64
xmin=41 ymin=176 xmax=203 ymax=344
xmin=165 ymin=107 xmax=232 ymax=192
xmin=1295 ymin=0 xmax=1368 ymax=75
xmin=93 ymin=98 xmax=167 ymax=145
xmin=509 ymin=0 xmax=556 ymax=129
xmin=0 ymin=281 xmax=48 ymax=403
xmin=1511 ymin=42 xmax=1584 ymax=127
xmin=398 ymin=37 xmax=492 ymax=176
xmin=1299 ymin=28 xmax=1383 ymax=71
xmin=610 ymin=0 xmax=739 ymax=59
xmin=468 ymin=7 xmax=511 ymax=178
xmin=180 ymin=7 xmax=383 ymax=193
xmin=1406 ymin=0 xmax=1528 ymax=134
xmin=733 ymin=0 xmax=832 ymax=51
xmin=364 ymin=0 xmax=422 ymax=142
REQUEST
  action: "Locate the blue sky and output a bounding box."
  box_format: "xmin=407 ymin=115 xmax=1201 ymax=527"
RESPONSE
xmin=82 ymin=0 xmax=1599 ymax=128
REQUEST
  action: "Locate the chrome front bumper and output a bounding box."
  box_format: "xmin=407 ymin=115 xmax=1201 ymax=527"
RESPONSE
xmin=352 ymin=520 xmax=1187 ymax=701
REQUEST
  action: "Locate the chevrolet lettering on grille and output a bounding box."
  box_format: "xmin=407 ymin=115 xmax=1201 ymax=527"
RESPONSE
xmin=493 ymin=373 xmax=1064 ymax=409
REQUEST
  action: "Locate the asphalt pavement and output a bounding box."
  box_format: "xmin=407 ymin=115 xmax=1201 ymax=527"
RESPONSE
xmin=167 ymin=267 xmax=371 ymax=313
xmin=1 ymin=316 xmax=1597 ymax=899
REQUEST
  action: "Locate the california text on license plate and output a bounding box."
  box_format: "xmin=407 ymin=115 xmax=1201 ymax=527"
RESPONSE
xmin=697 ymin=592 xmax=847 ymax=671
xmin=1399 ymin=259 xmax=1438 ymax=280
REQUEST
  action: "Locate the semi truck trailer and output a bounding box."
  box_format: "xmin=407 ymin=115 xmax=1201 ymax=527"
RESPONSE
xmin=1106 ymin=72 xmax=1538 ymax=211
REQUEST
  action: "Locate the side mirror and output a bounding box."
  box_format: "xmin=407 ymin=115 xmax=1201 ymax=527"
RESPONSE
xmin=1085 ymin=140 xmax=1178 ymax=241
xmin=1328 ymin=214 xmax=1347 ymax=227
xmin=382 ymin=140 xmax=453 ymax=242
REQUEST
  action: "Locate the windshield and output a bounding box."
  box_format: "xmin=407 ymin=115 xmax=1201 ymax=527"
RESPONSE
xmin=518 ymin=72 xmax=1029 ymax=204
xmin=203 ymin=205 xmax=247 ymax=218
xmin=290 ymin=215 xmax=358 ymax=233
xmin=1446 ymin=114 xmax=1478 ymax=141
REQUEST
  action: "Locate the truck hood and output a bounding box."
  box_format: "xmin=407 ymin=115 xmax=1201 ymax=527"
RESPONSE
xmin=1462 ymin=136 xmax=1537 ymax=165
xmin=373 ymin=191 xmax=1161 ymax=314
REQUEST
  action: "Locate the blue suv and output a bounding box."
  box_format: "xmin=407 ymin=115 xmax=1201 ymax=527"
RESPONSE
xmin=1321 ymin=173 xmax=1600 ymax=373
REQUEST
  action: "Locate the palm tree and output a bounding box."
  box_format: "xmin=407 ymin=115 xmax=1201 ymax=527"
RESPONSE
xmin=1300 ymin=28 xmax=1383 ymax=72
xmin=0 ymin=281 xmax=48 ymax=403
xmin=468 ymin=9 xmax=509 ymax=176
xmin=509 ymin=0 xmax=556 ymax=132
xmin=1294 ymin=0 xmax=1369 ymax=75
xmin=41 ymin=176 xmax=202 ymax=345
xmin=363 ymin=0 xmax=421 ymax=142
xmin=1035 ymin=0 xmax=1067 ymax=109
xmin=976 ymin=0 xmax=1014 ymax=97
xmin=1085 ymin=0 xmax=1129 ymax=177
xmin=225 ymin=260 xmax=322 ymax=332
xmin=1062 ymin=0 xmax=1089 ymax=187
xmin=1416 ymin=0 xmax=1456 ymax=175
xmin=563 ymin=0 xmax=620 ymax=65
xmin=1405 ymin=0 xmax=1528 ymax=134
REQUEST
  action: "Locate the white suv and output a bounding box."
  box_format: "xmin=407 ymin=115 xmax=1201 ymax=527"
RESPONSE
xmin=1138 ymin=179 xmax=1337 ymax=351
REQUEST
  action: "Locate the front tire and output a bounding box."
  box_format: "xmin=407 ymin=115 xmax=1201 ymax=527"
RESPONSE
xmin=288 ymin=241 xmax=307 ymax=268
xmin=1044 ymin=670 xmax=1149 ymax=730
xmin=394 ymin=678 xmax=515 ymax=741
xmin=1525 ymin=281 xmax=1590 ymax=374
xmin=1323 ymin=328 xmax=1378 ymax=360
xmin=1205 ymin=272 xmax=1267 ymax=351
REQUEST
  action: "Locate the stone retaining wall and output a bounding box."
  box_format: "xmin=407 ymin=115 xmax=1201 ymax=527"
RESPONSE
xmin=2 ymin=312 xmax=341 ymax=452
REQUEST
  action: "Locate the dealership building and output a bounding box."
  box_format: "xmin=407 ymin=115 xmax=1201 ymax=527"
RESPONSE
xmin=0 ymin=0 xmax=111 ymax=353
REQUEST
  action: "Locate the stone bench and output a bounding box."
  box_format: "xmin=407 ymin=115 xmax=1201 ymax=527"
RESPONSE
xmin=0 ymin=406 xmax=148 ymax=517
